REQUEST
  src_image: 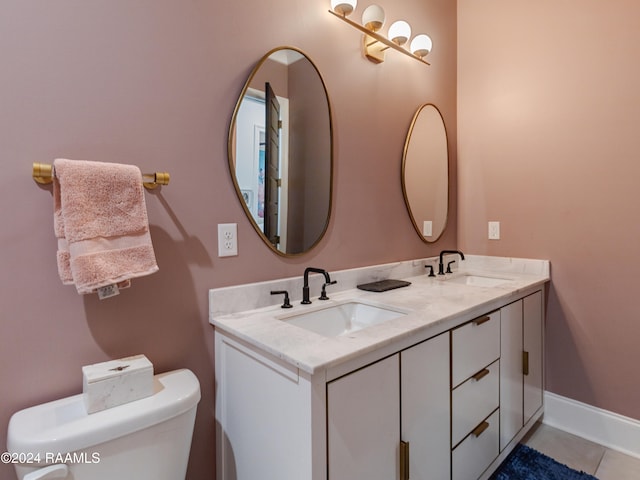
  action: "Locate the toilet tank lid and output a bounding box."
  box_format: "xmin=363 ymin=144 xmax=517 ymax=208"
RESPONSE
xmin=7 ymin=369 xmax=201 ymax=457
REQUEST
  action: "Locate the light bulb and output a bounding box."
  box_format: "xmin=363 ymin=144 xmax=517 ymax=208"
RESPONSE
xmin=331 ymin=0 xmax=357 ymax=16
xmin=410 ymin=34 xmax=432 ymax=58
xmin=362 ymin=5 xmax=385 ymax=32
xmin=388 ymin=20 xmax=411 ymax=46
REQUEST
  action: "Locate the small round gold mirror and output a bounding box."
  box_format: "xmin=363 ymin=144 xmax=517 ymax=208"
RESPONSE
xmin=401 ymin=104 xmax=449 ymax=242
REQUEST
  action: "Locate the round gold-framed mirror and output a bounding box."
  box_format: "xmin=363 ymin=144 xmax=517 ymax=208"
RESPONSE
xmin=401 ymin=103 xmax=449 ymax=242
xmin=228 ymin=47 xmax=333 ymax=256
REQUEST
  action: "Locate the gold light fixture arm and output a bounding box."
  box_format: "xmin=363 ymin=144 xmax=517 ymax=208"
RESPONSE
xmin=328 ymin=10 xmax=430 ymax=66
xmin=32 ymin=163 xmax=170 ymax=190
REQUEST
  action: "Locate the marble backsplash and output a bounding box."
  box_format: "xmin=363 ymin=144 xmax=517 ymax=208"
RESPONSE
xmin=209 ymin=255 xmax=550 ymax=318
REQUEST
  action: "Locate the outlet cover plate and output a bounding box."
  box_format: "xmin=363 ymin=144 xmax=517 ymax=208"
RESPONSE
xmin=423 ymin=220 xmax=433 ymax=237
xmin=488 ymin=221 xmax=500 ymax=240
xmin=218 ymin=223 xmax=238 ymax=257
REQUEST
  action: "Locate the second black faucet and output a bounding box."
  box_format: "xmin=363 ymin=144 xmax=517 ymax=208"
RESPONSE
xmin=302 ymin=267 xmax=335 ymax=304
xmin=438 ymin=250 xmax=465 ymax=275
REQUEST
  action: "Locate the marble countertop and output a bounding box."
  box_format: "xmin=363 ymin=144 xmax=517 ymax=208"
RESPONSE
xmin=210 ymin=256 xmax=550 ymax=375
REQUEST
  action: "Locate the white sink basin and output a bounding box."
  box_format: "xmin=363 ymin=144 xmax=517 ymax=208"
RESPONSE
xmin=279 ymin=301 xmax=408 ymax=337
xmin=446 ymin=274 xmax=511 ymax=287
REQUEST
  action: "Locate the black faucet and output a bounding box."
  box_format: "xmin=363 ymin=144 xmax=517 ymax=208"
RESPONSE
xmin=302 ymin=267 xmax=333 ymax=304
xmin=425 ymin=264 xmax=436 ymax=277
xmin=319 ymin=280 xmax=338 ymax=300
xmin=270 ymin=290 xmax=293 ymax=309
xmin=438 ymin=250 xmax=465 ymax=275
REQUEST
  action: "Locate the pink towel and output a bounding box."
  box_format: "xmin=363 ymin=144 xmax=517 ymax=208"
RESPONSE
xmin=53 ymin=158 xmax=159 ymax=295
xmin=53 ymin=176 xmax=74 ymax=285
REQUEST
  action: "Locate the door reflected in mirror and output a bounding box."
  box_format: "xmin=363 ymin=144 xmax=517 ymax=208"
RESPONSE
xmin=229 ymin=47 xmax=333 ymax=256
xmin=401 ymin=104 xmax=449 ymax=242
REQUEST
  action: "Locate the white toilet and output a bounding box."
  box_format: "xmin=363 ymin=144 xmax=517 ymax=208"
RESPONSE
xmin=7 ymin=369 xmax=200 ymax=480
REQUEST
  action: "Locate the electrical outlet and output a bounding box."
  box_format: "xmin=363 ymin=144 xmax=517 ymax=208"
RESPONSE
xmin=422 ymin=220 xmax=433 ymax=237
xmin=488 ymin=221 xmax=500 ymax=240
xmin=218 ymin=223 xmax=238 ymax=257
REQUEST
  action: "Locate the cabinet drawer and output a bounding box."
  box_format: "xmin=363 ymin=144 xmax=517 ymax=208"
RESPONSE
xmin=452 ymin=360 xmax=499 ymax=447
xmin=452 ymin=311 xmax=500 ymax=387
xmin=452 ymin=409 xmax=499 ymax=480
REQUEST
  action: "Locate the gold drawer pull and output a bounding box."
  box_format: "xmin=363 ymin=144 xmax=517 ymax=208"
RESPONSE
xmin=472 ymin=368 xmax=490 ymax=381
xmin=472 ymin=421 xmax=490 ymax=437
xmin=474 ymin=315 xmax=491 ymax=326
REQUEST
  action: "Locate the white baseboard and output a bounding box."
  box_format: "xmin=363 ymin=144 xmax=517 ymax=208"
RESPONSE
xmin=543 ymin=391 xmax=640 ymax=459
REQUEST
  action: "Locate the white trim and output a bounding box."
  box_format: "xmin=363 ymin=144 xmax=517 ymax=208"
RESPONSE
xmin=543 ymin=391 xmax=640 ymax=459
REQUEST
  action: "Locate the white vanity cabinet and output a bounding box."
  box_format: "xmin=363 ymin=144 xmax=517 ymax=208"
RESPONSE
xmin=401 ymin=333 xmax=451 ymax=480
xmin=328 ymin=332 xmax=450 ymax=480
xmin=214 ymin=286 xmax=545 ymax=480
xmin=451 ymin=291 xmax=544 ymax=480
xmin=499 ymin=291 xmax=544 ymax=451
xmin=451 ymin=312 xmax=500 ymax=480
xmin=327 ymin=354 xmax=400 ymax=480
xmin=214 ymin=334 xmax=325 ymax=480
xmin=523 ymin=291 xmax=544 ymax=424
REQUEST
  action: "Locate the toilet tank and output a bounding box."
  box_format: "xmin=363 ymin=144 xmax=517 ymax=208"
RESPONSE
xmin=7 ymin=369 xmax=200 ymax=480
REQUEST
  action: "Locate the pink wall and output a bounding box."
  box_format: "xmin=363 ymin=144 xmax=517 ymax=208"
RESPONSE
xmin=458 ymin=0 xmax=640 ymax=420
xmin=0 ymin=1 xmax=456 ymax=478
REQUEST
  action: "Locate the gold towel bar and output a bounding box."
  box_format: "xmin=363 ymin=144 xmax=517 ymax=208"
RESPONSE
xmin=32 ymin=162 xmax=170 ymax=190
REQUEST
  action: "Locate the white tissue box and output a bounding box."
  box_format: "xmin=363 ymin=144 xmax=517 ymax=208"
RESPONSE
xmin=82 ymin=354 xmax=154 ymax=414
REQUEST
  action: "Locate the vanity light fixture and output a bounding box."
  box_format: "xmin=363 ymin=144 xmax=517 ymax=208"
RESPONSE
xmin=410 ymin=34 xmax=433 ymax=59
xmin=362 ymin=4 xmax=385 ymax=31
xmin=328 ymin=1 xmax=432 ymax=65
xmin=331 ymin=0 xmax=358 ymax=16
xmin=388 ymin=20 xmax=411 ymax=45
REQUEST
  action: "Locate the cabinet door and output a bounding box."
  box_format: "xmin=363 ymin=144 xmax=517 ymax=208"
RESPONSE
xmin=523 ymin=291 xmax=543 ymax=423
xmin=401 ymin=332 xmax=450 ymax=480
xmin=499 ymin=299 xmax=523 ymax=450
xmin=327 ymin=355 xmax=400 ymax=480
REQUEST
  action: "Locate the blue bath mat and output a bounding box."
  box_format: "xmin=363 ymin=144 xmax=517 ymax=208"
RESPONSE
xmin=492 ymin=444 xmax=599 ymax=480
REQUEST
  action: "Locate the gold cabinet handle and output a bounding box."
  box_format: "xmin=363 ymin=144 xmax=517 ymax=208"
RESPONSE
xmin=400 ymin=440 xmax=410 ymax=480
xmin=474 ymin=315 xmax=491 ymax=326
xmin=472 ymin=421 xmax=490 ymax=437
xmin=472 ymin=368 xmax=490 ymax=381
xmin=523 ymin=351 xmax=530 ymax=376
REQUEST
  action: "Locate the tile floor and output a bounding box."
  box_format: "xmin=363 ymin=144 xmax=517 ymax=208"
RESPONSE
xmin=522 ymin=422 xmax=640 ymax=479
